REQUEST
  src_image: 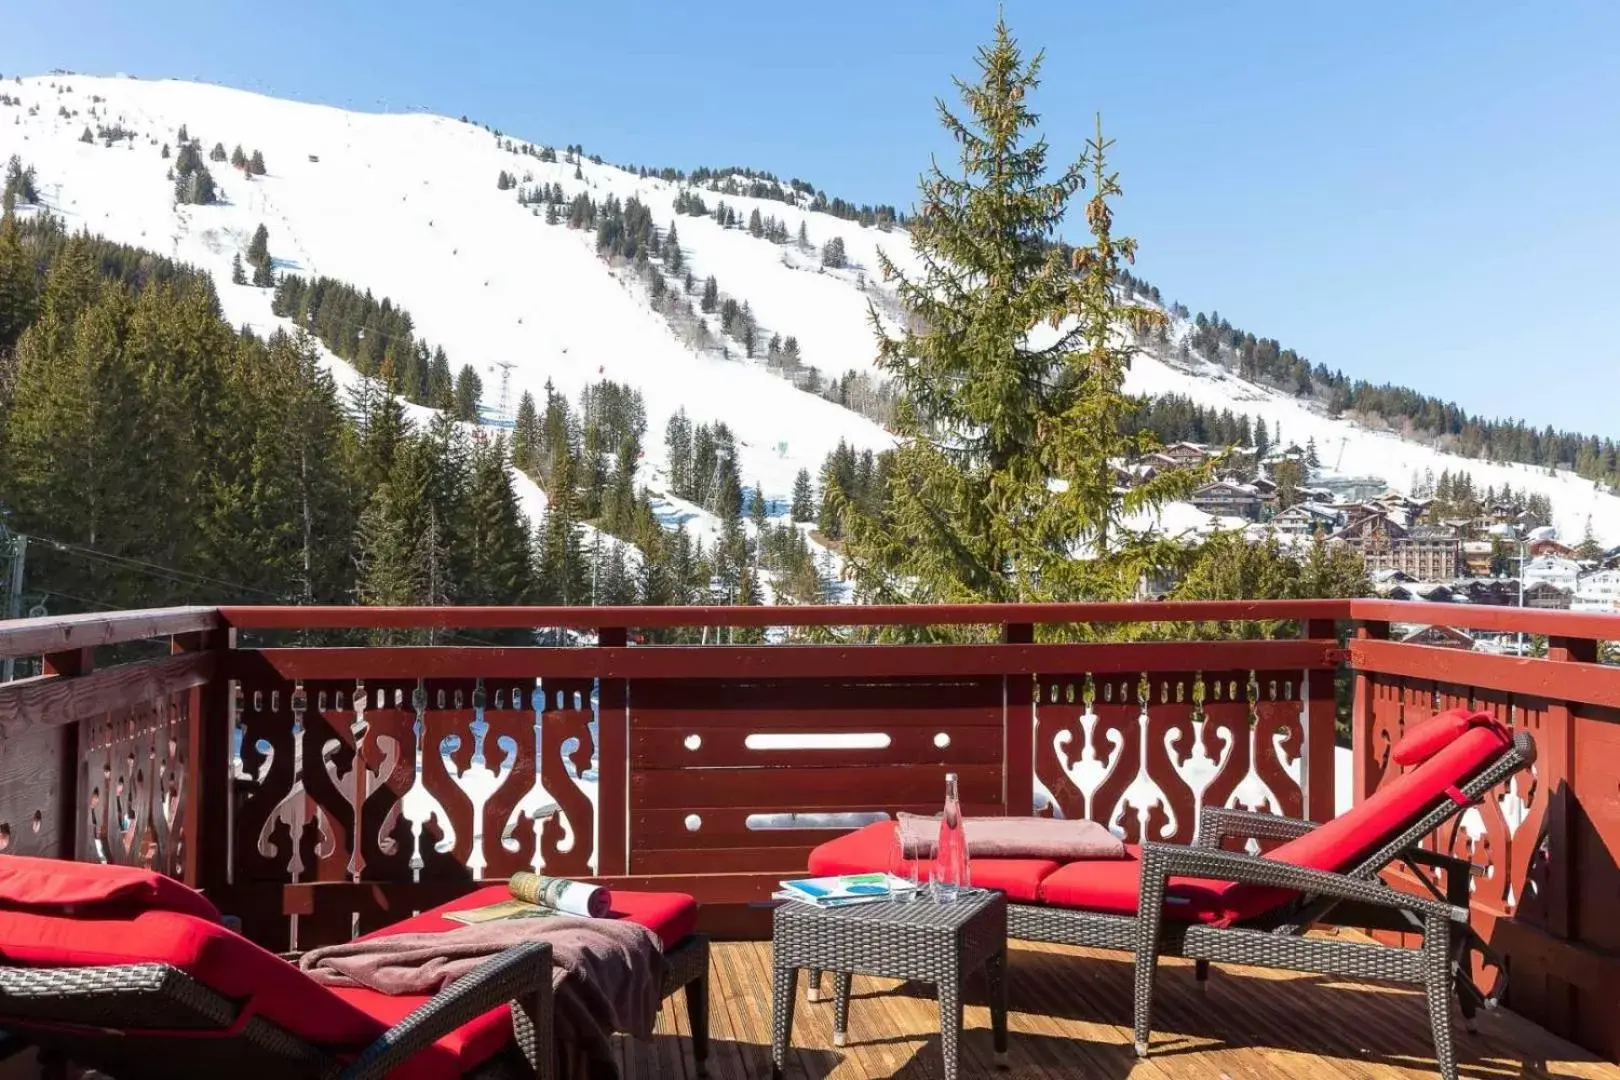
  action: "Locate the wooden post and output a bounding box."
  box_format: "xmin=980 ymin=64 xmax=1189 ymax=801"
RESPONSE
xmin=42 ymin=647 xmax=93 ymax=861
xmin=1002 ymin=623 xmax=1034 ymax=816
xmin=179 ymin=627 xmax=234 ymax=895
xmin=1302 ymin=618 xmax=1339 ymax=823
xmin=596 ymin=624 xmax=629 ymax=877
xmin=1349 ymin=620 xmax=1390 ymax=810
xmin=1538 ymin=634 xmax=1596 ymax=1037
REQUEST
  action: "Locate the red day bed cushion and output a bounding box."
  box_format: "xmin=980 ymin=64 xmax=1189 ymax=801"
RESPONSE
xmin=807 ymin=820 xmax=1061 ymax=902
xmin=326 ymin=885 xmax=699 ymax=1079
xmin=0 ymin=883 xmax=701 ymax=1080
xmin=0 ymin=855 xmax=221 ymax=923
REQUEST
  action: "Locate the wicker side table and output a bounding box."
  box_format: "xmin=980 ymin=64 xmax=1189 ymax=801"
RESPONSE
xmin=770 ymin=890 xmax=1008 ymax=1080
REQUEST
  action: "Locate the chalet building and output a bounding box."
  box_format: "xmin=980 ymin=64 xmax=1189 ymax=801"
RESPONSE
xmin=1522 ymin=581 xmax=1573 ymax=610
xmin=1333 ymin=514 xmax=1461 ymax=581
xmin=1270 ymin=502 xmax=1344 ymax=537
xmin=1459 ymin=578 xmax=1517 ymax=607
xmin=1529 ymin=538 xmax=1577 ymax=561
xmin=1382 ymin=583 xmax=1457 ymax=603
xmin=1461 ymin=541 xmax=1495 ymax=577
xmin=1573 ymin=569 xmax=1620 ymax=614
xmin=1161 ymin=442 xmax=1211 ymax=467
xmin=1523 ymin=554 xmax=1582 ymax=592
xmin=1190 ymin=480 xmax=1261 ymax=521
xmin=1400 ymin=624 xmax=1476 ymax=649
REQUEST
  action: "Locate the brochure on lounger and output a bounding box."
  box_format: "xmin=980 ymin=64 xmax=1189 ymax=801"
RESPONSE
xmin=778 ymin=872 xmax=916 ymax=906
xmin=443 ymin=899 xmax=565 ymax=925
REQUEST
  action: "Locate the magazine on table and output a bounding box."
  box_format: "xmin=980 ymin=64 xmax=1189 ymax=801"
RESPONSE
xmin=777 ymin=872 xmax=917 ymax=907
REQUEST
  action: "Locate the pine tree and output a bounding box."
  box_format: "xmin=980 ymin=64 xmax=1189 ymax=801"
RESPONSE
xmin=1575 ymin=519 xmax=1603 ymax=561
xmin=249 ymin=149 xmax=266 ymax=175
xmin=748 ymin=207 xmax=763 ymax=237
xmin=780 ymin=469 xmax=809 ymax=524
xmin=838 ymin=19 xmax=1195 ymax=607
xmin=544 ymin=202 xmax=559 ymax=225
xmin=749 ymin=481 xmax=767 ymax=527
xmin=0 ymin=210 xmax=40 ymax=356
xmin=1305 ymin=436 xmax=1320 ymax=469
xmin=453 ymin=364 xmax=483 ymax=421
xmin=161 ymin=142 xmax=170 ymax=159
xmin=700 ymin=275 xmax=718 ymax=314
xmin=821 ymin=236 xmax=846 ymax=269
xmin=512 ymin=390 xmax=540 ymax=472
xmin=209 ymin=142 xmax=227 ymax=162
xmin=462 ymin=436 xmax=535 ymax=623
xmin=79 ymin=126 xmax=93 ymax=144
xmin=231 ymin=145 xmax=247 ymax=168
xmin=247 ymin=223 xmax=269 ymax=267
xmin=231 ymin=252 xmax=245 ymax=285
xmin=251 ymin=259 xmax=274 ymax=288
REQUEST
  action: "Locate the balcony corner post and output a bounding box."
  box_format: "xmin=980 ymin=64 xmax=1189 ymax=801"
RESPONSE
xmin=179 ymin=624 xmax=235 ymax=898
xmin=42 ymin=647 xmax=94 ymax=862
xmin=1349 ymin=620 xmax=1390 ymax=812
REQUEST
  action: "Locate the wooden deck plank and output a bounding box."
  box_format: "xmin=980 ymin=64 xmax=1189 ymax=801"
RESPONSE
xmin=625 ymin=939 xmax=1620 ymax=1080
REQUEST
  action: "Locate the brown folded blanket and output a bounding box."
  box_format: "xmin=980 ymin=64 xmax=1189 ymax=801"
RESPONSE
xmin=299 ymin=915 xmax=666 ymax=1080
xmin=897 ymin=812 xmax=1126 ymax=860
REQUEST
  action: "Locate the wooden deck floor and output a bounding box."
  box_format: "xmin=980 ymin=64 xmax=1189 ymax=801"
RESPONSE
xmin=621 ymin=939 xmax=1619 ymax=1080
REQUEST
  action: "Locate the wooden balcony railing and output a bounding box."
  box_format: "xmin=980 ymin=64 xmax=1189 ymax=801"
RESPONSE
xmin=1 ymin=599 xmax=1616 ymax=1059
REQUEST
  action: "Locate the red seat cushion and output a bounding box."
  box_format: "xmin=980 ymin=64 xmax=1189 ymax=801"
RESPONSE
xmin=370 ymin=885 xmax=698 ymax=951
xmin=1393 ymin=708 xmax=1498 ymax=766
xmin=1037 ymin=845 xmax=1238 ymax=922
xmin=807 ymin=821 xmax=1062 ymax=903
xmin=327 ymin=985 xmax=515 ymax=1080
xmin=0 ymin=856 xmax=220 ymax=923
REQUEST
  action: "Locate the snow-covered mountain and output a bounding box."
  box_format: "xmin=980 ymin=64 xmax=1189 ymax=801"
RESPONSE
xmin=5 ymin=73 xmax=1618 ymax=547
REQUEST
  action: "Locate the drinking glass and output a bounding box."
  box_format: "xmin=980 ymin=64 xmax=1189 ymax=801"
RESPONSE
xmin=889 ymin=825 xmax=919 ymax=902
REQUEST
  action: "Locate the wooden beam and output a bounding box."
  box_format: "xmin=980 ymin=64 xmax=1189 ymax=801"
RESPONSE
xmin=1349 ymin=638 xmax=1620 ymax=709
xmin=0 ymin=606 xmax=221 ymax=662
xmin=218 ymin=599 xmax=1356 ymax=632
xmin=1348 ymin=598 xmax=1620 ymax=642
xmin=234 ymin=638 xmax=1341 ymax=683
xmin=0 ymin=652 xmax=215 ymax=737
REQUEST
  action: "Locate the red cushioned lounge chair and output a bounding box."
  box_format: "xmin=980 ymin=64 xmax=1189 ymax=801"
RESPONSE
xmin=0 ymin=859 xmax=710 ymax=1080
xmin=807 ymin=709 xmax=1532 ymax=1080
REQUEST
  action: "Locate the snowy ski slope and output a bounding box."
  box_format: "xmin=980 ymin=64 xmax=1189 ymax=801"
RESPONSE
xmin=2 ymin=73 xmax=1616 ymax=545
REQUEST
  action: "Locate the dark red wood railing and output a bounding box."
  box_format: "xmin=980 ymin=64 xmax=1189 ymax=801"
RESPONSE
xmin=1 ymin=599 xmax=1616 ymax=1058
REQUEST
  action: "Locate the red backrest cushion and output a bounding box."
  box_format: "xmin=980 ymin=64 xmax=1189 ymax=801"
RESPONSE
xmin=0 ymin=856 xmax=221 ymax=923
xmin=1392 ymin=708 xmax=1500 ymax=766
xmin=1270 ymin=722 xmax=1512 ymax=874
xmin=0 ymin=907 xmax=385 ymax=1048
xmin=1211 ymin=722 xmax=1514 ymax=923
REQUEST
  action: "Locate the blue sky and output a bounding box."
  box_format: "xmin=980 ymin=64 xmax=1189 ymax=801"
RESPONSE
xmin=5 ymin=0 xmax=1616 ymax=437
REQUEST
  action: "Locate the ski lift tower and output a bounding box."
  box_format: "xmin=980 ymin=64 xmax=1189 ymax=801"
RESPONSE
xmin=494 ymin=361 xmax=517 ymax=423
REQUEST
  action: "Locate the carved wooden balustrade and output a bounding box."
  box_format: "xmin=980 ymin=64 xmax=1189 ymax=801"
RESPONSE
xmin=1 ymin=599 xmax=1616 ymax=1059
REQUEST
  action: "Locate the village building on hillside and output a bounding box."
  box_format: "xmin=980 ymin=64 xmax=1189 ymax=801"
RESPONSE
xmin=1522 ymin=580 xmax=1574 ymax=610
xmin=1334 ymin=512 xmax=1462 ymax=581
xmin=1523 ymin=554 xmax=1582 ymax=593
xmin=1461 ymin=540 xmax=1496 ymax=577
xmin=1529 ymin=537 xmax=1578 ymax=561
xmin=1190 ymin=479 xmax=1262 ymax=521
xmin=1399 ymin=624 xmax=1476 ymax=649
xmin=1270 ymin=502 xmax=1345 ymax=537
xmin=1312 ymin=474 xmax=1388 ymax=504
xmin=1573 ymin=569 xmax=1620 ymax=614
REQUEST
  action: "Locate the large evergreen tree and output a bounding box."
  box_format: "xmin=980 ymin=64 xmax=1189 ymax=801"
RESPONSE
xmin=839 ymin=19 xmax=1195 ymax=609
